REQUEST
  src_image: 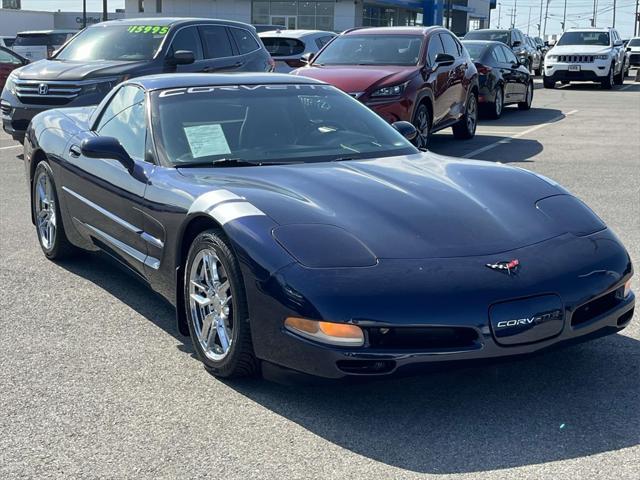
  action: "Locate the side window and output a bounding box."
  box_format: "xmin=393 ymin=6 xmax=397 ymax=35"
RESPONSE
xmin=97 ymin=85 xmax=145 ymax=131
xmin=169 ymin=26 xmax=204 ymax=60
xmin=426 ymin=35 xmax=445 ymax=65
xmin=229 ymin=28 xmax=260 ymax=54
xmin=490 ymin=46 xmax=503 ymax=64
xmin=502 ymin=45 xmax=518 ymax=64
xmin=199 ymin=26 xmax=234 ymax=59
xmin=440 ymin=33 xmax=460 ymax=58
xmin=98 ymin=100 xmax=146 ymax=161
xmin=0 ymin=49 xmax=21 ymax=64
xmin=316 ymin=35 xmax=334 ymax=49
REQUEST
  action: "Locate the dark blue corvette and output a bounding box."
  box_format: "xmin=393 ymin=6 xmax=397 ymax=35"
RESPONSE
xmin=24 ymin=73 xmax=634 ymax=379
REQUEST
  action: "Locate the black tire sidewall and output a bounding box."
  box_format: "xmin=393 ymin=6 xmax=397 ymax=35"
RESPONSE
xmin=412 ymin=103 xmax=431 ymax=149
xmin=184 ymin=229 xmax=254 ymax=377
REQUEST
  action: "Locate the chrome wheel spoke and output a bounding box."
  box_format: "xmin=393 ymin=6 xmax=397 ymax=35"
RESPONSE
xmin=216 ymin=321 xmax=230 ymax=352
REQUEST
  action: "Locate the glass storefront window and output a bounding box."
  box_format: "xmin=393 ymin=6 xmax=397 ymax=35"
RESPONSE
xmin=251 ymin=1 xmax=335 ymax=31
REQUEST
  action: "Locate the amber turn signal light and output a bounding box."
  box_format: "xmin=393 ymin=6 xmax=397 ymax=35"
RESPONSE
xmin=284 ymin=317 xmax=364 ymax=347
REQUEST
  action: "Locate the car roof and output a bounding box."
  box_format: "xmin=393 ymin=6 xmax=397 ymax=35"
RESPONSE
xmin=129 ymin=73 xmax=326 ymax=91
xmin=343 ymin=26 xmax=440 ymax=36
xmin=17 ymin=30 xmax=77 ymax=35
xmin=258 ymin=29 xmax=334 ymax=38
xmin=93 ymin=17 xmax=252 ymax=29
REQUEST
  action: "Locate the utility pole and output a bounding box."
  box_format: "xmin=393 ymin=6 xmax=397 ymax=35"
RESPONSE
xmin=592 ymin=0 xmax=597 ymax=27
xmin=527 ymin=7 xmax=532 ymax=35
xmin=498 ymin=3 xmax=502 ymax=28
xmin=635 ymin=0 xmax=639 ymax=36
xmin=82 ymin=0 xmax=87 ymax=28
xmin=562 ymin=0 xmax=567 ymax=31
xmin=613 ymin=0 xmax=616 ymax=28
xmin=543 ymin=0 xmax=550 ymax=38
xmin=538 ymin=0 xmax=544 ymax=36
xmin=102 ymin=0 xmax=108 ymax=22
xmin=514 ymin=0 xmax=518 ymax=29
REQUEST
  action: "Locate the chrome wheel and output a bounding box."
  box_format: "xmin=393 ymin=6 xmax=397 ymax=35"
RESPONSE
xmin=413 ymin=106 xmax=431 ymax=149
xmin=495 ymin=88 xmax=503 ymax=116
xmin=189 ymin=249 xmax=233 ymax=361
xmin=34 ymin=170 xmax=57 ymax=250
xmin=466 ymin=95 xmax=477 ymax=134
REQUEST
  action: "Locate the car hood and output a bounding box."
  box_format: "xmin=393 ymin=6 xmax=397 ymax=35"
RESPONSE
xmin=549 ymin=45 xmax=612 ymax=55
xmin=291 ymin=65 xmax=418 ymax=94
xmin=13 ymin=58 xmax=148 ymax=81
xmin=179 ymin=153 xmax=574 ymax=259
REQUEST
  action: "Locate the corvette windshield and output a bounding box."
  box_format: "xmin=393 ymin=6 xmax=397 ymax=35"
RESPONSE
xmin=151 ymin=84 xmax=417 ymax=166
xmin=312 ymin=35 xmax=423 ymax=66
xmin=55 ymin=25 xmax=167 ymax=61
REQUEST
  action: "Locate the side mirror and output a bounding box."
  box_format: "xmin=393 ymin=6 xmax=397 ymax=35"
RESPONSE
xmin=518 ymin=56 xmax=529 ymax=66
xmin=391 ymin=121 xmax=418 ymax=142
xmin=626 ymin=47 xmax=631 ymax=51
xmin=512 ymin=40 xmax=522 ymax=48
xmin=300 ymin=52 xmax=315 ymax=64
xmin=81 ymin=137 xmax=135 ymax=173
xmin=434 ymin=52 xmax=455 ymax=66
xmin=166 ymin=49 xmax=195 ymax=66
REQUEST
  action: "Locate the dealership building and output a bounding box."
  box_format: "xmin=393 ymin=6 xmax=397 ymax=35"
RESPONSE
xmin=124 ymin=0 xmax=493 ymax=36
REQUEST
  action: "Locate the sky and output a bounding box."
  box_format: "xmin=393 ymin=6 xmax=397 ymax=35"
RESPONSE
xmin=489 ymin=0 xmax=639 ymax=39
xmin=8 ymin=0 xmax=640 ymax=39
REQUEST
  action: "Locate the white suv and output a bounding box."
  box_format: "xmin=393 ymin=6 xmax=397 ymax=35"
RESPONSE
xmin=543 ymin=27 xmax=628 ymax=89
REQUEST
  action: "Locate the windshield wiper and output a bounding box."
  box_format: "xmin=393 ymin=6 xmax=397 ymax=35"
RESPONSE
xmin=176 ymin=158 xmax=296 ymax=168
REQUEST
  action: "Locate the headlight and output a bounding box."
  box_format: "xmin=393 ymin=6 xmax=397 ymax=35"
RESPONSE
xmin=370 ymin=82 xmax=407 ymax=98
xmin=594 ymin=54 xmax=609 ymax=60
xmin=4 ymin=72 xmax=17 ymax=95
xmin=284 ymin=317 xmax=364 ymax=347
xmin=81 ymin=77 xmax=126 ymax=96
xmin=546 ymin=55 xmax=558 ymax=61
xmin=624 ymin=279 xmax=632 ymax=298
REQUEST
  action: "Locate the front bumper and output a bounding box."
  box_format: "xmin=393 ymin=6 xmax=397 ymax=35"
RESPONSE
xmin=544 ymin=60 xmax=611 ymax=81
xmin=246 ymin=230 xmax=634 ymax=379
xmin=628 ymin=52 xmax=640 ymax=66
xmin=1 ymin=88 xmax=104 ymax=140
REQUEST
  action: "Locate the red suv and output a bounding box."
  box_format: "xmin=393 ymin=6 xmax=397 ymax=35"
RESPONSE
xmin=291 ymin=27 xmax=479 ymax=147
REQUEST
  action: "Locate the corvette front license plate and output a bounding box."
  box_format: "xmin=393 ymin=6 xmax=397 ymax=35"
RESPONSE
xmin=568 ymin=65 xmax=580 ymax=71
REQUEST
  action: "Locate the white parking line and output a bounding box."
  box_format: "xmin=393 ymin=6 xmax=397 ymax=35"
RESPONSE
xmin=620 ymin=83 xmax=637 ymax=91
xmin=0 ymin=145 xmax=21 ymax=150
xmin=462 ymin=109 xmax=579 ymax=159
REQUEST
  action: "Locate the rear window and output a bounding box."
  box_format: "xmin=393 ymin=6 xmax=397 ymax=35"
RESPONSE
xmin=462 ymin=43 xmax=486 ymax=61
xmin=464 ymin=30 xmax=509 ymax=45
xmin=3 ymin=38 xmax=16 ymax=47
xmin=15 ymin=33 xmax=72 ymax=47
xmin=628 ymin=38 xmax=640 ymax=46
xmin=230 ymin=28 xmax=260 ymax=54
xmin=261 ymin=37 xmax=305 ymax=57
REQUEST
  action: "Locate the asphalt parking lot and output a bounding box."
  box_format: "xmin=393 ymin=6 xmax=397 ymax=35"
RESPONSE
xmin=0 ymin=78 xmax=639 ymax=479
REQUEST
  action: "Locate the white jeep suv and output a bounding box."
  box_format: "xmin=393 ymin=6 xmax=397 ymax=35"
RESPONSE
xmin=543 ymin=27 xmax=628 ymax=89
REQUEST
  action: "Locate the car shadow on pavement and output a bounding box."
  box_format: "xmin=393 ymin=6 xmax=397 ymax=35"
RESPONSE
xmin=556 ymin=83 xmax=640 ymax=92
xmin=58 ymin=251 xmax=193 ymax=353
xmin=478 ymin=106 xmax=565 ymax=127
xmin=227 ymin=332 xmax=640 ymax=474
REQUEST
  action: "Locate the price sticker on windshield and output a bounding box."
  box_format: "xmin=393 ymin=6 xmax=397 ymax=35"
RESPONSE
xmin=127 ymin=25 xmax=169 ymax=35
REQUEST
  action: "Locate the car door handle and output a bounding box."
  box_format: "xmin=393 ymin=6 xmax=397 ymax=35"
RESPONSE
xmin=69 ymin=145 xmax=81 ymax=157
xmin=232 ymin=61 xmax=244 ymax=68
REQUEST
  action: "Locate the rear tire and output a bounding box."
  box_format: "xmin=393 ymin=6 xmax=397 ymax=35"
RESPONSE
xmin=184 ymin=229 xmax=258 ymax=378
xmin=518 ymin=81 xmax=533 ymax=110
xmin=452 ymin=93 xmax=477 ymax=140
xmin=485 ymin=86 xmax=503 ymax=119
xmin=32 ymin=161 xmax=76 ymax=260
xmin=543 ymin=75 xmax=555 ymax=89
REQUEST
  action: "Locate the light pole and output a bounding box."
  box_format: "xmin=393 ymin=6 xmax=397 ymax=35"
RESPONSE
xmin=102 ymin=0 xmax=108 ymax=22
xmin=635 ymin=0 xmax=639 ymax=36
xmin=543 ymin=0 xmax=550 ymax=38
xmin=613 ymin=0 xmax=616 ymax=28
xmin=538 ymin=0 xmax=544 ymax=36
xmin=562 ymin=0 xmax=567 ymax=31
xmin=527 ymin=6 xmax=532 ymax=35
xmin=82 ymin=0 xmax=87 ymax=28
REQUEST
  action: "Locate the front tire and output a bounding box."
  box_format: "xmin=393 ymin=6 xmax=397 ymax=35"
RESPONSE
xmin=452 ymin=92 xmax=477 ymax=140
xmin=518 ymin=81 xmax=534 ymax=110
xmin=543 ymin=75 xmax=555 ymax=89
xmin=32 ymin=161 xmax=76 ymax=260
xmin=184 ymin=229 xmax=257 ymax=378
xmin=601 ymin=63 xmax=615 ymax=89
xmin=614 ymin=63 xmax=624 ymax=85
xmin=412 ymin=103 xmax=432 ymax=149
